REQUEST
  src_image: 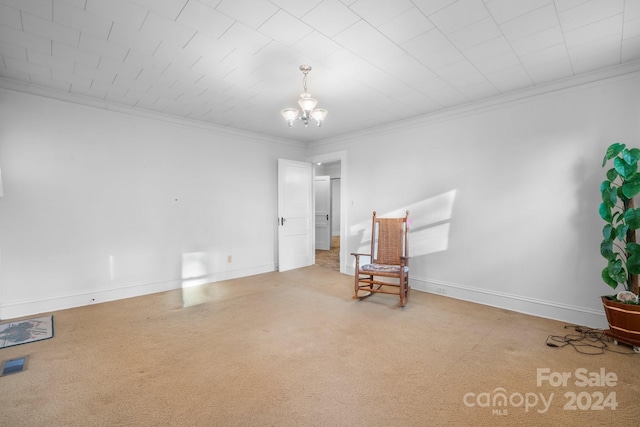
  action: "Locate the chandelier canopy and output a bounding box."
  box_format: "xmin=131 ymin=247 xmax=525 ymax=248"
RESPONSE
xmin=281 ymin=65 xmax=327 ymax=128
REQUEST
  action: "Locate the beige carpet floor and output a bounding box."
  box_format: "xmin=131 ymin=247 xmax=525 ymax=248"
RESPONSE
xmin=0 ymin=266 xmax=638 ymax=426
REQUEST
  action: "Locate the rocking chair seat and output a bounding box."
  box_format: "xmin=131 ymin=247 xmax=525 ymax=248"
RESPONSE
xmin=361 ymin=263 xmax=409 ymax=275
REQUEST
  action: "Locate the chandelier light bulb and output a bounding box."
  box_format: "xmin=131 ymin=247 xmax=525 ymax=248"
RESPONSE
xmin=298 ymin=94 xmax=318 ymax=114
xmin=311 ymin=109 xmax=327 ymax=126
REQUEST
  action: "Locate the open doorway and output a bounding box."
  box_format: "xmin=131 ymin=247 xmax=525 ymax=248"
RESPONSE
xmin=309 ymin=150 xmax=347 ymax=274
xmin=314 ymin=161 xmax=341 ymax=271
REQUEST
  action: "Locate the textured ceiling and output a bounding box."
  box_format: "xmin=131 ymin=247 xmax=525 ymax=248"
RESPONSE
xmin=0 ymin=0 xmax=639 ymax=143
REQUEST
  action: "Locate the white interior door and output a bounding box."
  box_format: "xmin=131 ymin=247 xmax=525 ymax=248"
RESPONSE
xmin=315 ymin=176 xmax=331 ymax=250
xmin=278 ymin=159 xmax=313 ymax=272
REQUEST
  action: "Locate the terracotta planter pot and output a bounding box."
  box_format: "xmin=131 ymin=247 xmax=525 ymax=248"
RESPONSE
xmin=601 ymin=296 xmax=640 ymax=351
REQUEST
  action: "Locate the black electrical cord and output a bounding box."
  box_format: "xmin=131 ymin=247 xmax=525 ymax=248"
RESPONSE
xmin=545 ymin=325 xmax=637 ymax=355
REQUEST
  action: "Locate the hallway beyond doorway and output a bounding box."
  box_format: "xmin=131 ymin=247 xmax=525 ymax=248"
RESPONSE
xmin=315 ymin=236 xmax=340 ymax=272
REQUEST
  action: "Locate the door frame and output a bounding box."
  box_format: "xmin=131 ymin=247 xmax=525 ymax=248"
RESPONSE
xmin=308 ymin=150 xmax=347 ymax=274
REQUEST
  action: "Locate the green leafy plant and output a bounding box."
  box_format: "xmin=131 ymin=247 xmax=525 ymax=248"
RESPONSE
xmin=600 ymin=142 xmax=640 ymax=301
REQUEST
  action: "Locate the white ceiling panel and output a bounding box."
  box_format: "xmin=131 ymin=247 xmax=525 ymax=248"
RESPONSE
xmin=190 ymin=54 xmax=234 ymax=80
xmin=554 ymin=0 xmax=590 ymax=12
xmin=161 ymin=62 xmax=204 ymax=84
xmin=0 ymin=40 xmax=27 ymax=61
xmin=376 ymin=54 xmax=438 ymax=87
xmin=402 ymin=28 xmax=457 ymax=62
xmin=0 ymin=24 xmax=51 ymax=54
xmin=500 ymin=3 xmax=560 ymax=42
xmin=485 ymin=0 xmax=553 ymax=24
xmin=472 ymin=50 xmax=521 ymax=75
xmin=22 ymin=11 xmax=80 ymax=46
xmin=184 ymin=33 xmax=234 ymax=61
xmin=85 ymin=0 xmax=148 ymax=30
xmin=564 ymin=14 xmax=623 ymax=48
xmin=0 ymin=0 xmax=52 ymax=20
xmin=27 ymin=49 xmax=75 ymax=73
xmin=291 ymin=31 xmax=341 ymax=61
xmin=301 ymin=0 xmax=360 ymax=38
xmin=422 ymin=45 xmax=467 ymax=70
xmin=558 ymin=0 xmax=625 ymax=32
xmin=622 ymin=35 xmax=640 ymax=61
xmin=4 ymin=56 xmax=51 ymax=79
xmin=53 ymin=1 xmax=112 ymax=40
xmin=411 ymin=0 xmax=459 ymax=18
xmin=509 ymin=26 xmax=565 ymax=56
xmin=378 ymin=7 xmax=434 ymax=45
xmin=153 ymin=42 xmax=200 ymax=70
xmin=0 ymin=3 xmax=22 ymax=29
xmin=429 ymin=0 xmax=491 ymax=35
xmin=31 ymin=74 xmax=71 ymax=92
xmin=147 ymin=12 xmax=198 ymax=46
xmin=526 ymin=58 xmax=573 ymax=84
xmin=348 ymin=0 xmax=414 ymax=27
xmin=217 ymin=21 xmax=271 ymax=54
xmin=462 ymin=36 xmax=513 ymax=62
xmin=486 ymin=65 xmax=534 ymax=92
xmin=333 ymin=20 xmax=405 ymax=67
xmin=458 ymin=79 xmax=501 ymax=101
xmin=109 ymin=22 xmax=161 ymax=55
xmin=258 ymin=10 xmax=313 ymax=47
xmin=572 ymin=50 xmax=622 ymax=74
xmin=567 ymin=34 xmax=622 ymax=63
xmin=0 ymin=0 xmax=637 ymax=143
xmin=128 ymin=0 xmax=188 ymax=21
xmin=216 ymin=0 xmax=278 ymax=29
xmin=519 ymin=43 xmax=570 ymax=69
xmin=626 ymin=17 xmax=640 ymax=40
xmin=52 ymin=69 xmax=93 ymax=88
xmin=270 ymin=0 xmax=323 ymax=19
xmin=439 ymin=59 xmax=490 ymax=87
xmin=125 ymin=49 xmax=171 ymax=74
xmin=99 ymin=55 xmax=142 ymax=81
xmin=74 ymin=61 xmax=117 ymax=84
xmin=79 ymin=33 xmax=128 ymax=61
xmin=59 ymin=0 xmax=91 ymax=9
xmin=418 ymin=79 xmax=468 ymax=107
xmin=447 ymin=17 xmax=502 ymax=51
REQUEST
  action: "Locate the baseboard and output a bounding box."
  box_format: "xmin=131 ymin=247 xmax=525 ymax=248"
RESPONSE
xmin=410 ymin=276 xmax=608 ymax=329
xmin=0 ymin=264 xmax=275 ymax=320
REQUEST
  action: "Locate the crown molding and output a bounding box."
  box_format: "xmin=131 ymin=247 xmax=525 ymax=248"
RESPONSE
xmin=0 ymin=78 xmax=305 ymax=149
xmin=312 ymin=60 xmax=640 ymax=148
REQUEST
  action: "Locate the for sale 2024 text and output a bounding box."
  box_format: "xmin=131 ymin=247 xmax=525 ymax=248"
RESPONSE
xmin=537 ymin=368 xmax=617 ymax=411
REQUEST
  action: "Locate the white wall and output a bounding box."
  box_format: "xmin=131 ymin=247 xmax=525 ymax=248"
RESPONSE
xmin=0 ymin=89 xmax=306 ymax=319
xmin=309 ymin=71 xmax=640 ymax=328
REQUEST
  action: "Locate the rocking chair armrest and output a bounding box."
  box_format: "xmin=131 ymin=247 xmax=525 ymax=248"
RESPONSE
xmin=351 ymin=252 xmax=371 ymax=258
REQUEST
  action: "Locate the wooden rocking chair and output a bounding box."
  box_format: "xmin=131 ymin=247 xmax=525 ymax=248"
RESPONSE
xmin=352 ymin=211 xmax=410 ymax=306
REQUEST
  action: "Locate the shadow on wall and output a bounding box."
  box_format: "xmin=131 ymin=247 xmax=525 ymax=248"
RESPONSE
xmin=349 ymin=190 xmax=457 ymax=262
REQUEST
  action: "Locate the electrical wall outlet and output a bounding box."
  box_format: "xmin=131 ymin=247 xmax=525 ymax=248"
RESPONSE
xmin=227 ymin=255 xmax=232 ymax=263
xmin=436 ymin=287 xmax=447 ymax=294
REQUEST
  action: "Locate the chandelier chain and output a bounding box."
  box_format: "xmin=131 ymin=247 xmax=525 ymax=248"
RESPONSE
xmin=302 ymin=72 xmax=308 ymax=93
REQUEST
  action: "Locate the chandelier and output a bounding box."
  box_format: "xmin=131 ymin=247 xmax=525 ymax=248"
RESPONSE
xmin=281 ymin=65 xmax=327 ymax=127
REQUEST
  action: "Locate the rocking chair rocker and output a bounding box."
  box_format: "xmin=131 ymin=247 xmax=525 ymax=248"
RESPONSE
xmin=352 ymin=211 xmax=410 ymax=306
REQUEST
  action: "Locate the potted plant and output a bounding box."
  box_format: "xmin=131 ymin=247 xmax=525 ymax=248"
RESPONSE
xmin=599 ymin=142 xmax=640 ymax=352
